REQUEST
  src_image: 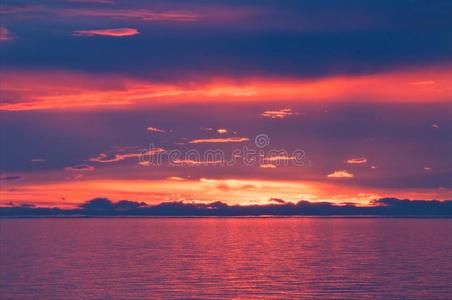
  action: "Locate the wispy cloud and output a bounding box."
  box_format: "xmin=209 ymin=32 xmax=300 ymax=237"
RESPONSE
xmin=64 ymin=164 xmax=95 ymax=171
xmin=1 ymin=175 xmax=22 ymax=181
xmin=260 ymin=164 xmax=277 ymax=169
xmin=2 ymin=68 xmax=452 ymax=111
xmin=411 ymin=80 xmax=436 ymax=86
xmin=147 ymin=127 xmax=166 ymax=133
xmin=0 ymin=4 xmax=44 ymax=15
xmin=262 ymin=108 xmax=299 ymax=119
xmin=61 ymin=8 xmax=199 ymax=22
xmin=89 ymin=148 xmax=164 ymax=163
xmin=30 ymin=158 xmax=46 ymax=163
xmin=166 ymin=176 xmax=186 ymax=181
xmin=73 ymin=28 xmax=139 ymax=37
xmin=264 ymin=155 xmax=296 ymax=162
xmin=346 ymin=157 xmax=368 ymax=164
xmin=172 ymin=159 xmax=223 ymax=166
xmin=201 ymin=128 xmax=229 ymax=134
xmin=67 ymin=0 xmax=114 ymax=4
xmin=327 ymin=170 xmax=354 ymax=178
xmin=188 ymin=137 xmax=249 ymax=144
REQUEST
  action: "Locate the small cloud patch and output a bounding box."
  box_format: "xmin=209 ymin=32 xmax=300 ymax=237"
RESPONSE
xmin=189 ymin=137 xmax=249 ymax=144
xmin=216 ymin=128 xmax=228 ymax=134
xmin=262 ymin=108 xmax=299 ymax=119
xmin=346 ymin=157 xmax=367 ymax=164
xmin=0 ymin=26 xmax=14 ymax=41
xmin=260 ymin=164 xmax=277 ymax=169
xmin=327 ymin=170 xmax=354 ymax=178
xmin=64 ymin=164 xmax=95 ymax=171
xmin=73 ymin=28 xmax=139 ymax=37
xmin=147 ymin=127 xmax=166 ymax=133
xmin=30 ymin=158 xmax=46 ymax=163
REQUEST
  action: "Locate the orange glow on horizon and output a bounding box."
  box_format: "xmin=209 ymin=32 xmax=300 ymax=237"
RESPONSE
xmin=1 ymin=176 xmax=450 ymax=208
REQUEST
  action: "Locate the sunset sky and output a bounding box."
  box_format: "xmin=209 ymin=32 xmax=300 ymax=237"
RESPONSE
xmin=1 ymin=0 xmax=451 ymax=207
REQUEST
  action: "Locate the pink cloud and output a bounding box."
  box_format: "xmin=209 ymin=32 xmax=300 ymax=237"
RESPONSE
xmin=73 ymin=28 xmax=139 ymax=37
xmin=264 ymin=155 xmax=296 ymax=162
xmin=61 ymin=8 xmax=199 ymax=22
xmin=260 ymin=164 xmax=277 ymax=169
xmin=64 ymin=164 xmax=95 ymax=171
xmin=147 ymin=127 xmax=166 ymax=133
xmin=172 ymin=159 xmax=223 ymax=166
xmin=89 ymin=148 xmax=164 ymax=163
xmin=346 ymin=157 xmax=368 ymax=164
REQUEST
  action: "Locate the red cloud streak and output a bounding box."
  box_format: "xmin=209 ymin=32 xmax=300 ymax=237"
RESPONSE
xmin=73 ymin=28 xmax=139 ymax=37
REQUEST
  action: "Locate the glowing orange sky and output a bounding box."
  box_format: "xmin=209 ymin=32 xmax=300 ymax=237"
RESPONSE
xmin=2 ymin=0 xmax=451 ymax=208
xmin=2 ymin=176 xmax=450 ymax=208
xmin=1 ymin=67 xmax=451 ymax=111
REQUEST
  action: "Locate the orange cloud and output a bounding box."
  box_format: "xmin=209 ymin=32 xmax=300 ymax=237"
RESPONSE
xmin=262 ymin=108 xmax=299 ymax=119
xmin=73 ymin=28 xmax=139 ymax=37
xmin=188 ymin=137 xmax=249 ymax=144
xmin=1 ymin=67 xmax=451 ymax=111
xmin=216 ymin=128 xmax=228 ymax=134
xmin=166 ymin=176 xmax=186 ymax=181
xmin=264 ymin=155 xmax=296 ymax=162
xmin=327 ymin=170 xmax=354 ymax=178
xmin=346 ymin=157 xmax=368 ymax=164
xmin=260 ymin=164 xmax=277 ymax=169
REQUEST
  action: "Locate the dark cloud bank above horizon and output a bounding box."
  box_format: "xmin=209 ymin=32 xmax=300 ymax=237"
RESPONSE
xmin=1 ymin=198 xmax=452 ymax=217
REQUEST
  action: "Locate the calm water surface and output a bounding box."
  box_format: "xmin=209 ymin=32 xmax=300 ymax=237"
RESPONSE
xmin=1 ymin=218 xmax=452 ymax=299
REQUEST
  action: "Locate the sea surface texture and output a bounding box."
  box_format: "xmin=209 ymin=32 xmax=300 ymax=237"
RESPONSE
xmin=1 ymin=218 xmax=452 ymax=299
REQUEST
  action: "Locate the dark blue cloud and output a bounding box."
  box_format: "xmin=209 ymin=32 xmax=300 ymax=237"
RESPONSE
xmin=2 ymin=30 xmax=451 ymax=80
xmin=1 ymin=0 xmax=452 ymax=80
xmin=2 ymin=197 xmax=452 ymax=216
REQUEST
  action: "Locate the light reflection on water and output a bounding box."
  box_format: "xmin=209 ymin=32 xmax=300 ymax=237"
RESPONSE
xmin=1 ymin=218 xmax=452 ymax=299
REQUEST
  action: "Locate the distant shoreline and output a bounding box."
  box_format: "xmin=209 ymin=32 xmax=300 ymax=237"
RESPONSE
xmin=2 ymin=197 xmax=451 ymax=218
